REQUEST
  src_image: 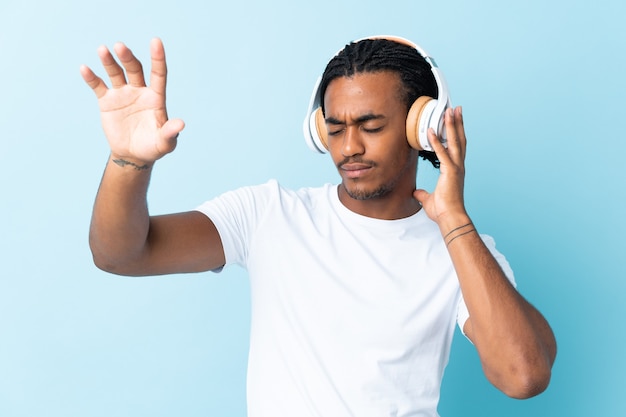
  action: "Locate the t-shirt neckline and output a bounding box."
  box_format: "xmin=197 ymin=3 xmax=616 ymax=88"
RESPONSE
xmin=328 ymin=184 xmax=427 ymax=230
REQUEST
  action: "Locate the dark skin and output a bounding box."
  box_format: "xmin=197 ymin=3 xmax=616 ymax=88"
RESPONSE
xmin=81 ymin=39 xmax=223 ymax=276
xmin=323 ymin=72 xmax=421 ymax=220
xmin=323 ymin=71 xmax=556 ymax=398
xmin=82 ymin=39 xmax=556 ymax=399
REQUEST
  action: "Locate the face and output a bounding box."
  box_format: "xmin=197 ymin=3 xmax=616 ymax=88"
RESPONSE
xmin=323 ymin=71 xmax=418 ymax=204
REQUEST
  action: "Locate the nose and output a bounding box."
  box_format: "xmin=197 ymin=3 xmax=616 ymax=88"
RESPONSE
xmin=341 ymin=126 xmax=365 ymax=157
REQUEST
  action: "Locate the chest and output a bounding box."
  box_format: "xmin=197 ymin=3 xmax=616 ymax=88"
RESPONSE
xmin=247 ymin=210 xmax=461 ymax=348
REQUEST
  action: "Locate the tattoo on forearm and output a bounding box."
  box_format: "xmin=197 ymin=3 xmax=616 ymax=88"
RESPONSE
xmin=446 ymin=228 xmax=477 ymax=246
xmin=112 ymin=158 xmax=150 ymax=171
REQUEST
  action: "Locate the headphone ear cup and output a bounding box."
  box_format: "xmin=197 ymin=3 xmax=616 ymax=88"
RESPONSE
xmin=406 ymin=96 xmax=434 ymax=150
xmin=314 ymin=107 xmax=329 ymax=151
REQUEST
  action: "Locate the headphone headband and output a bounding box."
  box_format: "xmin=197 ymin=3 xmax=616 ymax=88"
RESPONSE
xmin=303 ymin=35 xmax=451 ymax=153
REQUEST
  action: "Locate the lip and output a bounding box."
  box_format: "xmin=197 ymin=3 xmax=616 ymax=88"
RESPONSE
xmin=340 ymin=163 xmax=373 ymax=179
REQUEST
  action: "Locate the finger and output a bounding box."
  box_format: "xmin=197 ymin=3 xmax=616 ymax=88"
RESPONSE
xmin=443 ymin=107 xmax=462 ymax=162
xmin=149 ymin=38 xmax=168 ymax=96
xmin=454 ymin=106 xmax=467 ymax=160
xmin=97 ymin=44 xmax=127 ymax=88
xmin=413 ymin=189 xmax=430 ymax=204
xmin=157 ymin=118 xmax=185 ymax=155
xmin=79 ymin=64 xmax=109 ymax=99
xmin=161 ymin=117 xmax=185 ymax=141
xmin=428 ymin=127 xmax=451 ymax=168
xmin=113 ymin=42 xmax=146 ymax=88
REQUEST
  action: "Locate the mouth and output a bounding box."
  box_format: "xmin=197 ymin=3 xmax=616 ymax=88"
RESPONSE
xmin=339 ymin=162 xmax=374 ymax=179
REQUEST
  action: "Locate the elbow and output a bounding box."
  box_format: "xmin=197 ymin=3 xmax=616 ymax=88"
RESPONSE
xmin=89 ymin=241 xmax=141 ymax=276
xmin=488 ymin=332 xmax=557 ymax=399
xmin=89 ymin=239 xmax=115 ymax=274
xmin=91 ymin=249 xmax=126 ymax=275
xmin=91 ymin=254 xmax=143 ymax=276
xmin=88 ymin=226 xmax=153 ymax=276
xmin=92 ymin=254 xmax=119 ymax=275
xmin=502 ymin=366 xmax=552 ymax=399
xmin=494 ymin=353 xmax=555 ymax=399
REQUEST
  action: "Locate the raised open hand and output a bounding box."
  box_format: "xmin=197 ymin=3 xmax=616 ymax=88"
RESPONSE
xmin=80 ymin=38 xmax=184 ymax=164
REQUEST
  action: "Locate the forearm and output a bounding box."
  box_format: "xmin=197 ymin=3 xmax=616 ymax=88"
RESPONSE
xmin=415 ymin=107 xmax=555 ymax=396
xmin=89 ymin=155 xmax=154 ymax=274
xmin=443 ymin=217 xmax=556 ymax=397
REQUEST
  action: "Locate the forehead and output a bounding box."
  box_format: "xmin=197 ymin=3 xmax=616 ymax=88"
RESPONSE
xmin=323 ymin=71 xmax=404 ymax=117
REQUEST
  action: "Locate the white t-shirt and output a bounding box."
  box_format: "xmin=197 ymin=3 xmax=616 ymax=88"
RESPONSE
xmin=196 ymin=180 xmax=515 ymax=417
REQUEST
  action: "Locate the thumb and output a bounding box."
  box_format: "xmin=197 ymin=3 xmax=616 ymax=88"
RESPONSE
xmin=158 ymin=118 xmax=185 ymax=154
xmin=413 ymin=189 xmax=429 ymax=204
xmin=162 ymin=118 xmax=185 ymax=140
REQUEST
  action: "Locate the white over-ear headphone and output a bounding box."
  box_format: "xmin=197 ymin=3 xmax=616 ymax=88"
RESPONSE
xmin=303 ymin=35 xmax=451 ymax=153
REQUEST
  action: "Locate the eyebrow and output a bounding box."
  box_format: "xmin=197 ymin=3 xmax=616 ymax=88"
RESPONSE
xmin=325 ymin=113 xmax=386 ymax=125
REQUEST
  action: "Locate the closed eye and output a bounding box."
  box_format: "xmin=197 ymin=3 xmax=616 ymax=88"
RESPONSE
xmin=363 ymin=126 xmax=383 ymax=133
xmin=327 ymin=127 xmax=344 ymax=137
xmin=324 ymin=113 xmax=386 ymax=136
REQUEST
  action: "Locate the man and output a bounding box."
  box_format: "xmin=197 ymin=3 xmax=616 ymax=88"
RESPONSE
xmin=81 ymin=36 xmax=556 ymax=417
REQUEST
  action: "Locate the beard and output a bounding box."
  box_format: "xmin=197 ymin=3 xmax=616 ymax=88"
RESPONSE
xmin=342 ymin=182 xmax=393 ymax=200
xmin=338 ymin=151 xmax=414 ymax=201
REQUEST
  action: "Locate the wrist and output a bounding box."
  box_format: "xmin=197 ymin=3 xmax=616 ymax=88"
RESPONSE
xmin=109 ymin=154 xmax=153 ymax=171
xmin=437 ymin=212 xmax=478 ymax=247
xmin=437 ymin=212 xmax=472 ymax=236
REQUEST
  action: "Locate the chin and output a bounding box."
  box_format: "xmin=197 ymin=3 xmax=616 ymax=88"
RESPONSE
xmin=343 ymin=183 xmax=391 ymax=201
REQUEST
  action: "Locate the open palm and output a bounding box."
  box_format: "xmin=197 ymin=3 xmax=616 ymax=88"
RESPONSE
xmin=80 ymin=38 xmax=184 ymax=164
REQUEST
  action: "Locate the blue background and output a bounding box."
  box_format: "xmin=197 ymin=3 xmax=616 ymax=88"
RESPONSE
xmin=1 ymin=0 xmax=624 ymax=416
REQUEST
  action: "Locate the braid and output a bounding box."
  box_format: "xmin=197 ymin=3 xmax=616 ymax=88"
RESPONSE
xmin=319 ymin=39 xmax=440 ymax=168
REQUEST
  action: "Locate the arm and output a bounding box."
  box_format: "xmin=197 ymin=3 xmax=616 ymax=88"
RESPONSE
xmin=413 ymin=107 xmax=556 ymax=398
xmin=81 ymin=38 xmax=225 ymax=276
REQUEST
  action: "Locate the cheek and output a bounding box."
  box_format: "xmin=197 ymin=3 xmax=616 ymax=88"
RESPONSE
xmin=328 ymin=142 xmax=344 ymax=164
xmin=386 ymin=140 xmax=418 ymax=171
xmin=376 ymin=133 xmax=411 ymax=161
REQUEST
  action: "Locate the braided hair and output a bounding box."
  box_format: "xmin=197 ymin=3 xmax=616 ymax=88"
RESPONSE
xmin=319 ymin=38 xmax=440 ymax=168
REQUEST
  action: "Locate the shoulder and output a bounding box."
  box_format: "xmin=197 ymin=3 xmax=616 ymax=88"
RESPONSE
xmin=197 ymin=180 xmax=334 ymax=214
xmin=248 ymin=180 xmax=335 ymax=208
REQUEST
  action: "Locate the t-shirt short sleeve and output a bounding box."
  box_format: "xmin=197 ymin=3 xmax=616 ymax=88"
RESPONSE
xmin=194 ymin=181 xmax=276 ymax=269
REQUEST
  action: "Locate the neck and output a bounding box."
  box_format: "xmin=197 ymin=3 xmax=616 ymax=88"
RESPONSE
xmin=337 ymin=183 xmax=421 ymax=220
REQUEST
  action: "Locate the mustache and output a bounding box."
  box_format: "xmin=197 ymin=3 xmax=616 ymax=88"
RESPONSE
xmin=337 ymin=156 xmax=377 ymax=169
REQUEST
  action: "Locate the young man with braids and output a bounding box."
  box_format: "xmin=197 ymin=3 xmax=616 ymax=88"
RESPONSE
xmin=81 ymin=37 xmax=556 ymax=417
